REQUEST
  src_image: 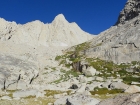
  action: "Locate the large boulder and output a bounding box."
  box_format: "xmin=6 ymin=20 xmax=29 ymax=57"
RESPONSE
xmin=76 ymin=83 xmax=86 ymax=93
xmin=66 ymin=94 xmax=100 ymax=105
xmin=109 ymin=82 xmax=129 ymax=90
xmin=125 ymin=85 xmax=140 ymax=93
xmin=100 ymin=81 xmax=111 ymax=88
xmin=96 ymin=77 xmax=104 ymax=81
xmin=13 ymin=89 xmax=45 ymax=98
xmin=54 ymin=93 xmax=100 ymax=105
xmin=54 ymin=96 xmax=69 ymax=105
xmin=78 ymin=75 xmax=87 ymax=83
xmin=82 ymin=66 xmax=96 ymax=76
xmin=97 ymin=93 xmax=140 ymax=105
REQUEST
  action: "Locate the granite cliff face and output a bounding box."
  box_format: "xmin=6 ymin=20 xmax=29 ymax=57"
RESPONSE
xmin=116 ymin=0 xmax=140 ymax=25
xmin=0 ymin=14 xmax=93 ymax=47
xmin=0 ymin=14 xmax=94 ymax=96
xmin=83 ymin=0 xmax=140 ymax=63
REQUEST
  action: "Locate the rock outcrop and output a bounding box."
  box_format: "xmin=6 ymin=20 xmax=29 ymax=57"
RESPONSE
xmin=54 ymin=93 xmax=100 ymax=105
xmin=97 ymin=93 xmax=140 ymax=105
xmin=85 ymin=9 xmax=140 ymax=63
xmin=116 ymin=0 xmax=140 ymax=25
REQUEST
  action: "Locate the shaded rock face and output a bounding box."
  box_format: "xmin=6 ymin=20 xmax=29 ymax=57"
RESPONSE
xmin=116 ymin=0 xmax=140 ymax=25
xmin=0 ymin=54 xmax=38 ymax=90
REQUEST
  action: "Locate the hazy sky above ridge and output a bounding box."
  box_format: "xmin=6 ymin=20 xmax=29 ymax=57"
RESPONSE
xmin=0 ymin=0 xmax=127 ymax=34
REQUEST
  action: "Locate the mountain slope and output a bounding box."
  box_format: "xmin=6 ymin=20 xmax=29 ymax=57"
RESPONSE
xmin=0 ymin=14 xmax=94 ymax=95
xmin=83 ymin=1 xmax=140 ymax=63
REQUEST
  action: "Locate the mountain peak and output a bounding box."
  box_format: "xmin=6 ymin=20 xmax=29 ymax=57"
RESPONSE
xmin=55 ymin=14 xmax=65 ymax=20
xmin=116 ymin=0 xmax=140 ymax=25
xmin=52 ymin=14 xmax=68 ymax=24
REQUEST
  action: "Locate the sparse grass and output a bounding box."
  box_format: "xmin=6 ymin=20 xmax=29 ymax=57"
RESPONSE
xmin=44 ymin=90 xmax=64 ymax=97
xmin=51 ymin=67 xmax=56 ymax=70
xmin=55 ymin=55 xmax=62 ymax=61
xmin=53 ymin=77 xmax=63 ymax=84
xmin=23 ymin=95 xmax=36 ymax=99
xmin=131 ymin=61 xmax=140 ymax=65
xmin=53 ymin=70 xmax=81 ymax=84
xmin=123 ymin=76 xmax=140 ymax=85
xmin=44 ymin=67 xmax=48 ymax=70
xmin=54 ymin=39 xmax=140 ymax=95
xmin=53 ymin=69 xmax=81 ymax=84
xmin=61 ymin=69 xmax=81 ymax=77
xmin=59 ymin=60 xmax=66 ymax=65
xmin=65 ymin=64 xmax=71 ymax=68
xmin=74 ymin=42 xmax=91 ymax=53
xmin=0 ymin=97 xmax=56 ymax=105
xmin=0 ymin=90 xmax=72 ymax=105
xmin=90 ymin=87 xmax=123 ymax=95
xmin=6 ymin=90 xmax=17 ymax=98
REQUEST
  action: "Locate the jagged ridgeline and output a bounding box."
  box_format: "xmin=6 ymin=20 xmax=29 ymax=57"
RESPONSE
xmin=0 ymin=14 xmax=93 ymax=47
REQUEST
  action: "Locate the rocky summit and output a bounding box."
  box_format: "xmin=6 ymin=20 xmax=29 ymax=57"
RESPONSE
xmin=116 ymin=0 xmax=140 ymax=25
xmin=0 ymin=0 xmax=140 ymax=105
xmin=0 ymin=14 xmax=93 ymax=47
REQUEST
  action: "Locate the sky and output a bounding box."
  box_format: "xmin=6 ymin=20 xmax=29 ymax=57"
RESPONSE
xmin=0 ymin=0 xmax=127 ymax=35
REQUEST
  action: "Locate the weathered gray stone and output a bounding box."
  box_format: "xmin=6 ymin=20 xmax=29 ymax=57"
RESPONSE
xmin=110 ymin=82 xmax=129 ymax=90
xmin=1 ymin=96 xmax=12 ymax=100
xmin=116 ymin=0 xmax=140 ymax=25
xmin=131 ymin=81 xmax=140 ymax=85
xmin=54 ymin=96 xmax=69 ymax=105
xmin=76 ymin=83 xmax=86 ymax=93
xmin=82 ymin=66 xmax=96 ymax=76
xmin=96 ymin=77 xmax=104 ymax=81
xmin=67 ymin=94 xmax=100 ymax=105
xmin=54 ymin=94 xmax=100 ymax=105
xmin=7 ymin=82 xmax=17 ymax=90
xmin=97 ymin=93 xmax=140 ymax=105
xmin=125 ymin=85 xmax=140 ymax=93
xmin=13 ymin=89 xmax=45 ymax=98
xmin=78 ymin=75 xmax=87 ymax=83
xmin=101 ymin=81 xmax=111 ymax=88
xmin=17 ymin=80 xmax=28 ymax=90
